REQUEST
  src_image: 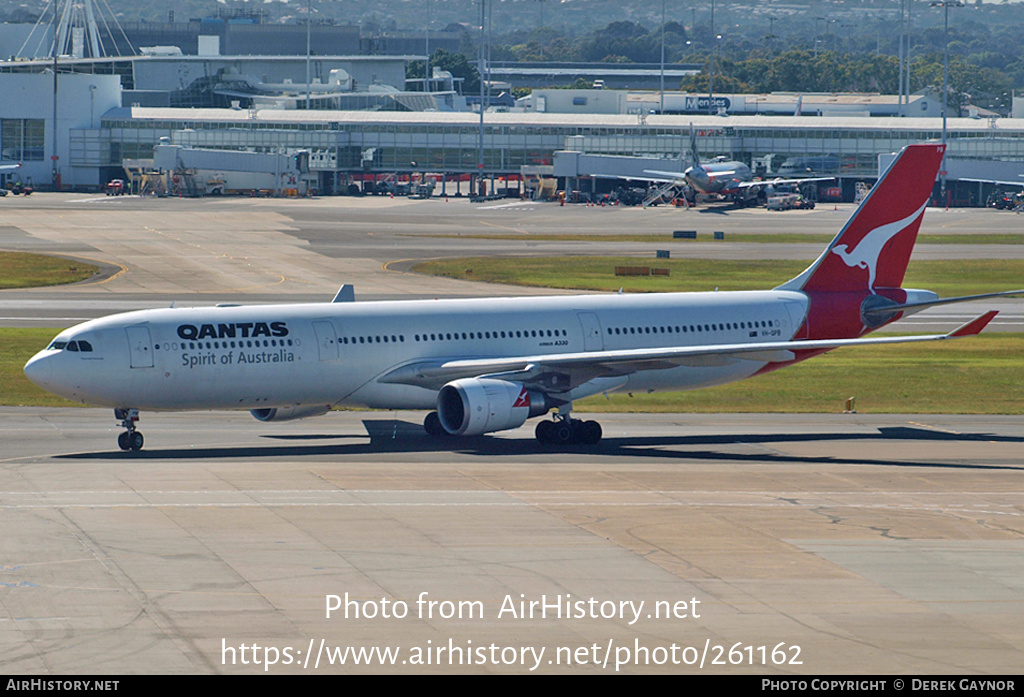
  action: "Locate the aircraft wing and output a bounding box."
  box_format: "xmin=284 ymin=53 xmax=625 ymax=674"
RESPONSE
xmin=639 ymin=170 xmax=833 ymax=189
xmin=379 ymin=311 xmax=998 ymax=392
xmin=736 ymin=176 xmax=834 ymax=189
xmin=641 ymin=169 xmax=688 ymax=182
xmin=960 ymin=177 xmax=1024 ymax=187
xmin=642 ymin=168 xmax=738 ymax=180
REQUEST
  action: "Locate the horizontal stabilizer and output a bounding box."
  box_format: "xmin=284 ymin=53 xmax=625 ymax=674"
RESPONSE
xmin=947 ymin=310 xmax=999 ymax=337
xmin=862 ymin=289 xmax=1024 ymax=316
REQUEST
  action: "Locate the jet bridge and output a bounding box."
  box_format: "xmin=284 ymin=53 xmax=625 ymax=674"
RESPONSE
xmin=149 ymin=144 xmax=314 ymax=196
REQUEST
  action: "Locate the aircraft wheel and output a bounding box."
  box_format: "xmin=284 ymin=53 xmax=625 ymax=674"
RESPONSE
xmin=535 ymin=420 xmax=555 ymax=443
xmin=554 ymin=421 xmax=575 ymax=444
xmin=129 ymin=431 xmax=144 ymax=451
xmin=581 ymin=421 xmax=603 ymax=445
xmin=117 ymin=432 xmax=131 ymax=451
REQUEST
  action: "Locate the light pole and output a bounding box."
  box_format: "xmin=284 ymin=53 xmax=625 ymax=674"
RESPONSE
xmin=477 ymin=0 xmax=486 ymax=196
xmin=897 ymin=0 xmax=907 ymax=117
xmin=52 ymin=53 xmax=58 ymax=190
xmin=905 ymin=0 xmax=912 ymax=118
xmin=425 ymin=0 xmax=430 ymax=93
xmin=709 ymin=35 xmax=722 ymax=114
xmin=931 ymin=0 xmax=963 ymax=204
xmin=708 ymin=0 xmax=715 ymax=115
xmin=660 ymin=0 xmax=665 ymax=114
xmin=305 ymin=0 xmax=311 ymax=109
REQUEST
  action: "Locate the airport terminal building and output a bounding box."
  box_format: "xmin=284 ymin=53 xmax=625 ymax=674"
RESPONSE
xmin=93 ymin=107 xmax=1024 ymax=204
xmin=5 ymin=61 xmax=1024 ymax=204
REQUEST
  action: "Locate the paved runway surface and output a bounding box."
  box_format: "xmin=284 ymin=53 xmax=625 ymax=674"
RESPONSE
xmin=1 ymin=409 xmax=1022 ymax=674
xmin=1 ymin=193 xmax=1022 ymax=674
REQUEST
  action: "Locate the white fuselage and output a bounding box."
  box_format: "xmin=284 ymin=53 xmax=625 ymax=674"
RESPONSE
xmin=25 ymin=290 xmax=810 ymax=412
xmin=685 ymin=161 xmax=753 ymax=195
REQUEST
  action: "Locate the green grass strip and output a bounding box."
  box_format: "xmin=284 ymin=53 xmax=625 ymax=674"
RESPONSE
xmin=413 ymin=233 xmax=1023 ymax=245
xmin=1 ymin=328 xmax=83 ymax=406
xmin=412 ymin=257 xmax=1024 ymax=297
xmin=0 ymin=252 xmax=100 ymax=289
xmin=578 ymin=334 xmax=1024 ymax=414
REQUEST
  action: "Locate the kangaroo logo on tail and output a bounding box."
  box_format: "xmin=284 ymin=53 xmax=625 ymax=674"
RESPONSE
xmin=779 ymin=144 xmax=944 ymax=294
xmin=830 ymin=202 xmax=928 ymax=291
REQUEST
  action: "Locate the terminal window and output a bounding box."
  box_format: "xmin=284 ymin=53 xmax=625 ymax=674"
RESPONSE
xmin=1 ymin=119 xmax=45 ymax=161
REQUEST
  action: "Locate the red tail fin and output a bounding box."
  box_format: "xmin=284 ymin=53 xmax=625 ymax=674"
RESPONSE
xmin=780 ymin=144 xmax=944 ymax=293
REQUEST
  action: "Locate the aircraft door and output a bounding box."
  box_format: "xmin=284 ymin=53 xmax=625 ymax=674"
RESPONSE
xmin=784 ymin=300 xmax=808 ymax=339
xmin=125 ymin=326 xmax=154 ymax=369
xmin=313 ymin=320 xmax=340 ymax=361
xmin=577 ymin=312 xmax=604 ymax=351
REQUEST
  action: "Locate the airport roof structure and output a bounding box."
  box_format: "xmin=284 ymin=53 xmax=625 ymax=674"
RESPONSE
xmin=105 ymin=107 xmax=1024 ymax=134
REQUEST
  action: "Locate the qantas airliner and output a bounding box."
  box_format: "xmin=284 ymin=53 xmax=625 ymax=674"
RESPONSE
xmin=23 ymin=144 xmax=1022 ymax=450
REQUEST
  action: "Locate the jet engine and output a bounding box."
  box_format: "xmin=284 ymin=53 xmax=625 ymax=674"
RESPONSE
xmin=250 ymin=405 xmax=330 ymax=422
xmin=436 ymin=378 xmax=548 ymax=436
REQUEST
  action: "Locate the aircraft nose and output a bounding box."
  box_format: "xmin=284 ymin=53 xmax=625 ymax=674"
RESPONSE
xmin=24 ymin=351 xmax=55 ymax=391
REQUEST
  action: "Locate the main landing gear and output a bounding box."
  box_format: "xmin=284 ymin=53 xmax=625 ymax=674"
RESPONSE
xmin=423 ymin=411 xmax=446 ymax=437
xmin=421 ymin=409 xmax=603 ymax=445
xmin=115 ymin=408 xmax=144 ymax=451
xmin=534 ymin=414 xmax=602 ymax=445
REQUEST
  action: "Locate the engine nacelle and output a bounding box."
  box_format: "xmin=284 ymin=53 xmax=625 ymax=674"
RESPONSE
xmin=436 ymin=378 xmax=547 ymax=436
xmin=250 ymin=405 xmax=330 ymax=422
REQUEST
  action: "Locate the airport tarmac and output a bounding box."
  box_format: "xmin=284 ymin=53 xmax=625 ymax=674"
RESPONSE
xmin=1 ymin=193 xmax=1022 ymax=674
xmin=1 ymin=409 xmax=1023 ymax=675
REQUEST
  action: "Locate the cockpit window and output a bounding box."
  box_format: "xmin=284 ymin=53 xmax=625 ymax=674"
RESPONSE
xmin=46 ymin=340 xmax=94 ymax=352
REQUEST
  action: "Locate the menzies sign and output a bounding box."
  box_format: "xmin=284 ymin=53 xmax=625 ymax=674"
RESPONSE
xmin=684 ymin=96 xmax=731 ymax=112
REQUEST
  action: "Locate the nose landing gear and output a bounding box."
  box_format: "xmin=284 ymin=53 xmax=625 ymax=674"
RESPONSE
xmin=115 ymin=408 xmax=144 ymax=451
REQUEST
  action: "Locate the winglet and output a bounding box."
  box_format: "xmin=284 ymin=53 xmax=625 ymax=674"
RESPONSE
xmin=947 ymin=310 xmax=999 ymax=338
xmin=332 ymin=284 xmax=355 ymax=303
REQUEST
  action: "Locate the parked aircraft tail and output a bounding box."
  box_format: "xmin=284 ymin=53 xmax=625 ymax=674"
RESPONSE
xmin=688 ymin=122 xmax=700 ymax=169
